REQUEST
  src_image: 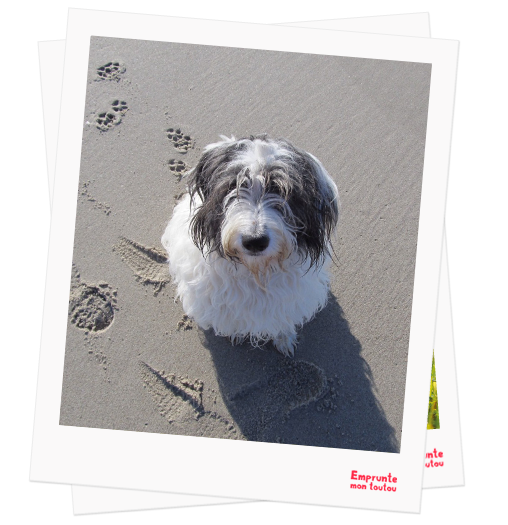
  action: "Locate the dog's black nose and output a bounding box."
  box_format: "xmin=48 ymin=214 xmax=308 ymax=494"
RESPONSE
xmin=242 ymin=234 xmax=270 ymax=253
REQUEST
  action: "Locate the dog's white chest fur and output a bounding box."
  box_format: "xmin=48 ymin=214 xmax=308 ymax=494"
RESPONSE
xmin=162 ymin=194 xmax=331 ymax=356
xmin=161 ymin=135 xmax=339 ymax=356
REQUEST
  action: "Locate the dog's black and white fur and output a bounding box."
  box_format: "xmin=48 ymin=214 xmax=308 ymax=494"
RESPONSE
xmin=162 ymin=134 xmax=339 ymax=356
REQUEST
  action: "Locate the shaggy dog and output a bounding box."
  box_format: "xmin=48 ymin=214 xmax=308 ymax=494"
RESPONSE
xmin=162 ymin=134 xmax=339 ymax=356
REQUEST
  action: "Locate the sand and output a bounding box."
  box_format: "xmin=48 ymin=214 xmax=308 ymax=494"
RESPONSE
xmin=59 ymin=37 xmax=431 ymax=452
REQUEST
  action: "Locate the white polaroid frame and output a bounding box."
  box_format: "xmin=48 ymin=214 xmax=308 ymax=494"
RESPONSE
xmin=31 ymin=9 xmax=458 ymax=513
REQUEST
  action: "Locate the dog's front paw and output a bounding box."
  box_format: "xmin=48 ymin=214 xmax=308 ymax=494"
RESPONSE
xmin=273 ymin=333 xmax=297 ymax=357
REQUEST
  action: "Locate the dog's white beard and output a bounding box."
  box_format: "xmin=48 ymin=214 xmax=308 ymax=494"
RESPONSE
xmin=220 ymin=193 xmax=296 ymax=288
xmin=161 ymin=194 xmax=331 ymax=356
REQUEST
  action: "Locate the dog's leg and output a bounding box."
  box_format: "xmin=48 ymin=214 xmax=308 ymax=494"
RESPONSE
xmin=273 ymin=332 xmax=297 ymax=357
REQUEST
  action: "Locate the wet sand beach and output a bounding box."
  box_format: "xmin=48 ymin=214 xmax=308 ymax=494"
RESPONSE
xmin=60 ymin=37 xmax=431 ymax=452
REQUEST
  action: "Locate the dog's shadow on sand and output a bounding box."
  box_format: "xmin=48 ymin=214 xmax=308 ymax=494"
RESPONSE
xmin=200 ymin=294 xmax=399 ymax=453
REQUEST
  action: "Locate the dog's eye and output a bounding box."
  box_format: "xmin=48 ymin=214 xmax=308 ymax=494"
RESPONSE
xmin=265 ymin=179 xmax=286 ymax=197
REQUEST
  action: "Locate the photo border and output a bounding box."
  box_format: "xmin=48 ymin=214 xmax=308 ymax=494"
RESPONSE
xmin=31 ymin=9 xmax=458 ymax=513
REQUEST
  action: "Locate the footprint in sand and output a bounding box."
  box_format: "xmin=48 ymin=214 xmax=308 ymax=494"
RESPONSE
xmin=229 ymin=360 xmax=328 ymax=441
xmin=113 ymin=237 xmax=170 ymax=294
xmin=167 ymin=159 xmax=190 ymax=181
xmin=139 ymin=362 xmax=242 ymax=440
xmin=166 ymin=128 xmax=194 ymax=152
xmin=177 ymin=314 xmax=193 ymax=331
xmin=68 ymin=264 xmax=117 ymax=332
xmin=95 ymin=100 xmax=129 ymax=131
xmin=96 ymin=61 xmax=126 ymax=82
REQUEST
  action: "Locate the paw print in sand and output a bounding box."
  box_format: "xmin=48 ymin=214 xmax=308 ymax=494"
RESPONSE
xmin=111 ymin=99 xmax=128 ymax=114
xmin=96 ymin=61 xmax=125 ymax=81
xmin=95 ymin=100 xmax=128 ymax=131
xmin=177 ymin=314 xmax=193 ymax=331
xmin=166 ymin=128 xmax=193 ymax=152
xmin=167 ymin=159 xmax=190 ymax=181
xmin=69 ymin=265 xmax=117 ymax=332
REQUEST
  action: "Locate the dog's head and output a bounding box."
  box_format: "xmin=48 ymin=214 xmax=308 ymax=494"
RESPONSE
xmin=187 ymin=134 xmax=339 ymax=280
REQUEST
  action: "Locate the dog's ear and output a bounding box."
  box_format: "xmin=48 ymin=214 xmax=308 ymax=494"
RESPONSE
xmin=187 ymin=145 xmax=220 ymax=201
xmin=187 ymin=138 xmax=240 ymax=201
xmin=187 ymin=138 xmax=244 ymax=256
xmin=300 ymin=151 xmax=339 ymax=264
xmin=276 ymin=141 xmax=339 ymax=265
xmin=307 ymin=152 xmax=340 ymax=235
